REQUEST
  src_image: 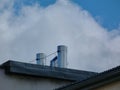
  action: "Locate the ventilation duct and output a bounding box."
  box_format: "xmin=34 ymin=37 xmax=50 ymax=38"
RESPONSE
xmin=57 ymin=45 xmax=67 ymax=68
xmin=36 ymin=53 xmax=46 ymax=65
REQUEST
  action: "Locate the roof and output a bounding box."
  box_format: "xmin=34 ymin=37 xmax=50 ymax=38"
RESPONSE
xmin=0 ymin=60 xmax=97 ymax=81
xmin=56 ymin=65 xmax=120 ymax=90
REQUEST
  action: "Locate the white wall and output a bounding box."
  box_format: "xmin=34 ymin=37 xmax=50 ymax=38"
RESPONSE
xmin=0 ymin=68 xmax=71 ymax=90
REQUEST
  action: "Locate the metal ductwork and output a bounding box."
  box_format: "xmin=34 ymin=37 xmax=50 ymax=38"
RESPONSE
xmin=57 ymin=45 xmax=67 ymax=68
xmin=36 ymin=53 xmax=46 ymax=65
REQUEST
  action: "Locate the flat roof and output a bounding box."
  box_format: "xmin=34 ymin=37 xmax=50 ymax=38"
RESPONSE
xmin=1 ymin=60 xmax=97 ymax=81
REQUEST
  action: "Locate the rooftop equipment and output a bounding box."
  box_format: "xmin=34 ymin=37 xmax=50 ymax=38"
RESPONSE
xmin=36 ymin=45 xmax=67 ymax=68
xmin=50 ymin=56 xmax=57 ymax=67
xmin=36 ymin=53 xmax=46 ymax=65
xmin=50 ymin=45 xmax=67 ymax=68
xmin=57 ymin=45 xmax=67 ymax=68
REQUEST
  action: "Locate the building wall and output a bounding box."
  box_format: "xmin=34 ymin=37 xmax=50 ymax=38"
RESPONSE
xmin=94 ymin=81 xmax=120 ymax=90
xmin=0 ymin=68 xmax=72 ymax=90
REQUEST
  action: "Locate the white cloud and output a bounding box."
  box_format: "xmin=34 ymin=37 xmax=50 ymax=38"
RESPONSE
xmin=0 ymin=0 xmax=120 ymax=72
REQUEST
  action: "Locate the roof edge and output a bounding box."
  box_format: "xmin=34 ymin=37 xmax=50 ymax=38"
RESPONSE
xmin=1 ymin=60 xmax=97 ymax=81
xmin=56 ymin=65 xmax=120 ymax=90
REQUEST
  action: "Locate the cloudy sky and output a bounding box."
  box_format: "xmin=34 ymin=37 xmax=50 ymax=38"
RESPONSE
xmin=0 ymin=0 xmax=120 ymax=72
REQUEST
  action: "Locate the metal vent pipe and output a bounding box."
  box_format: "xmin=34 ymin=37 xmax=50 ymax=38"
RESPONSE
xmin=57 ymin=45 xmax=67 ymax=68
xmin=36 ymin=53 xmax=46 ymax=65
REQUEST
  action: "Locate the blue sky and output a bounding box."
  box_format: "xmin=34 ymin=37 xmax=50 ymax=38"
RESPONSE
xmin=15 ymin=0 xmax=120 ymax=30
xmin=13 ymin=0 xmax=120 ymax=30
xmin=72 ymin=0 xmax=120 ymax=30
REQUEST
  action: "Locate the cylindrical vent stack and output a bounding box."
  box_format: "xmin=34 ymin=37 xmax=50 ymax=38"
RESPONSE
xmin=57 ymin=45 xmax=67 ymax=68
xmin=36 ymin=53 xmax=46 ymax=65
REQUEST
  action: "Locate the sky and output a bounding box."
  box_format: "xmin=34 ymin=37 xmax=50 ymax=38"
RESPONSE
xmin=72 ymin=0 xmax=120 ymax=30
xmin=0 ymin=0 xmax=120 ymax=72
